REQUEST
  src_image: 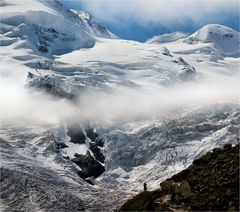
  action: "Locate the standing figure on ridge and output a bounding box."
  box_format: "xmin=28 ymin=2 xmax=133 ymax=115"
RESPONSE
xmin=144 ymin=182 xmax=147 ymax=191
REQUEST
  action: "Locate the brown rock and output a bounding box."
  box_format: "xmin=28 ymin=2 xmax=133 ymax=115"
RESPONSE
xmin=179 ymin=181 xmax=191 ymax=199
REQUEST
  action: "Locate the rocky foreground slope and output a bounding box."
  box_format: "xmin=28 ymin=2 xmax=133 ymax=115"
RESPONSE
xmin=120 ymin=143 xmax=239 ymax=211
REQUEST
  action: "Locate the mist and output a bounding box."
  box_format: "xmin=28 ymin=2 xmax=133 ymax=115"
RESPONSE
xmin=76 ymin=79 xmax=239 ymax=124
xmin=1 ymin=67 xmax=239 ymax=127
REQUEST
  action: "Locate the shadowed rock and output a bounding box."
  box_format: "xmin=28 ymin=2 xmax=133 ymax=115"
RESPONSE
xmin=72 ymin=151 xmax=105 ymax=179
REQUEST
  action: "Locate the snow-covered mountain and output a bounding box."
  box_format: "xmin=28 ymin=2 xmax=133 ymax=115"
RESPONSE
xmin=0 ymin=0 xmax=239 ymax=211
xmin=147 ymin=31 xmax=188 ymax=44
xmin=0 ymin=0 xmax=114 ymax=56
xmin=70 ymin=9 xmax=116 ymax=39
xmin=147 ymin=24 xmax=240 ymax=59
xmin=184 ymin=24 xmax=240 ymax=57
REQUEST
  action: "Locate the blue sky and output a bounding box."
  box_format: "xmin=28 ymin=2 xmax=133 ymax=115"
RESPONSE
xmin=61 ymin=0 xmax=239 ymax=42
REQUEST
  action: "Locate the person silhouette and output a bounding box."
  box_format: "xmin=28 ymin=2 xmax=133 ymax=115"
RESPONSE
xmin=144 ymin=182 xmax=147 ymax=191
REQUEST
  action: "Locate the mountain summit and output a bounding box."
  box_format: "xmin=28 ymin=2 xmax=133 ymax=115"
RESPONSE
xmin=184 ymin=24 xmax=240 ymax=57
xmin=0 ymin=0 xmax=114 ymax=55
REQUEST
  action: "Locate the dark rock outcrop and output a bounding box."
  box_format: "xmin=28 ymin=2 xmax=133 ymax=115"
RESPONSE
xmin=56 ymin=142 xmax=68 ymax=149
xmin=67 ymin=124 xmax=86 ymax=144
xmin=95 ymin=138 xmax=104 ymax=147
xmin=85 ymin=125 xmax=99 ymax=142
xmin=173 ymin=57 xmax=196 ymax=81
xmin=65 ymin=123 xmax=105 ymax=180
xmin=89 ymin=142 xmax=104 ymax=163
xmin=72 ymin=151 xmax=105 ymax=179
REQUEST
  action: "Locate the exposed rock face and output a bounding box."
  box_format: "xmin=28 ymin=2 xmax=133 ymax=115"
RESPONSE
xmin=95 ymin=138 xmax=104 ymax=147
xmin=64 ymin=123 xmax=105 ymax=180
xmin=174 ymin=57 xmax=196 ymax=81
xmin=72 ymin=151 xmax=105 ymax=179
xmin=89 ymin=142 xmax=105 ymax=163
xmin=34 ymin=24 xmax=76 ymax=54
xmin=120 ymin=143 xmax=239 ymax=211
xmin=26 ymin=72 xmax=75 ymax=99
xmin=67 ymin=123 xmax=86 ymax=144
xmin=162 ymin=47 xmax=173 ymax=57
xmin=85 ymin=126 xmax=99 ymax=142
xmin=70 ymin=9 xmax=115 ymax=39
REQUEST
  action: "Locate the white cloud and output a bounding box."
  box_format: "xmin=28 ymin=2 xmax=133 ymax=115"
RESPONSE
xmin=80 ymin=0 xmax=239 ymax=27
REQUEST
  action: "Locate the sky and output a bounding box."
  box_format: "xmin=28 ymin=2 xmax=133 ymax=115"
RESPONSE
xmin=61 ymin=0 xmax=239 ymax=42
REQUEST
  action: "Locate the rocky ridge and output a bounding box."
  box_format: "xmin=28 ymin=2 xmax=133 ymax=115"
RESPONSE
xmin=120 ymin=143 xmax=239 ymax=211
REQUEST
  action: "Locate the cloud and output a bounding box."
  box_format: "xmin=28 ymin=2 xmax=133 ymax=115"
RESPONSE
xmin=1 ymin=59 xmax=239 ymax=126
xmin=76 ymin=78 xmax=239 ymax=124
xmin=80 ymin=0 xmax=239 ymax=28
xmin=1 ymin=61 xmax=239 ymax=126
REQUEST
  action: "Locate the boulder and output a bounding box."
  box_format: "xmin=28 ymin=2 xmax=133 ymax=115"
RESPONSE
xmin=160 ymin=180 xmax=176 ymax=194
xmin=179 ymin=181 xmax=191 ymax=199
xmin=224 ymin=143 xmax=232 ymax=150
xmin=161 ymin=195 xmax=171 ymax=205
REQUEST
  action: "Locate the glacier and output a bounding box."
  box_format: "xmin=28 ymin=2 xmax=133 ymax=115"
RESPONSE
xmin=0 ymin=0 xmax=239 ymax=211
